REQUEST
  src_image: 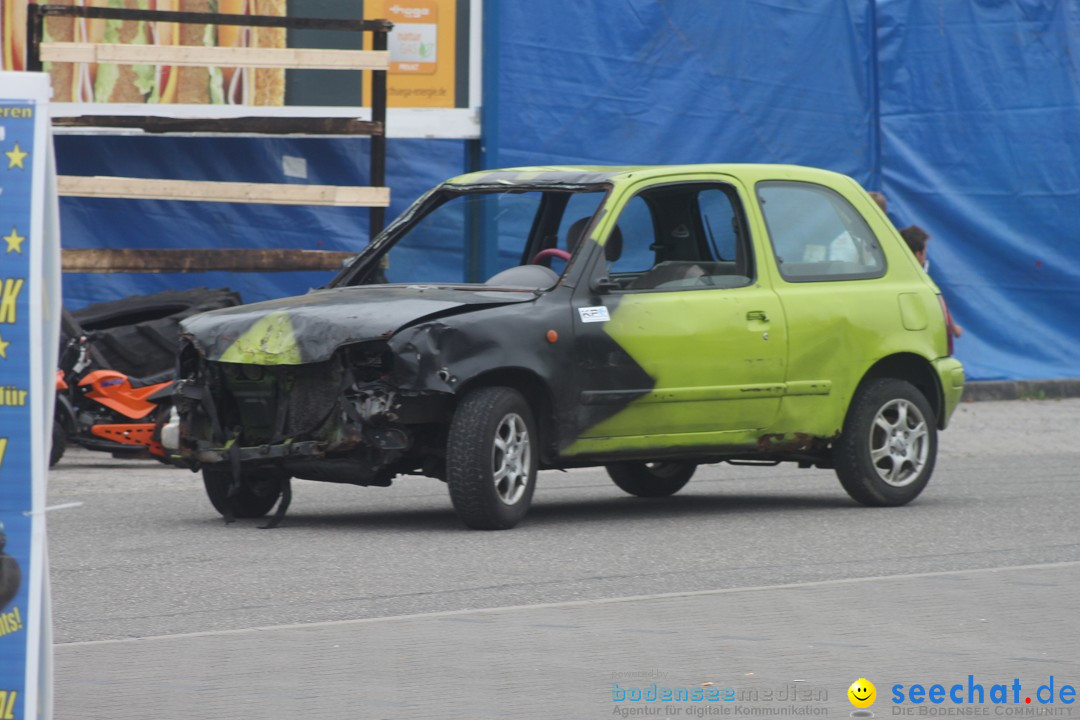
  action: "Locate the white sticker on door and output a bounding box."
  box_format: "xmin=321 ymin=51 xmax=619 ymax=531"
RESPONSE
xmin=578 ymin=306 xmax=611 ymax=323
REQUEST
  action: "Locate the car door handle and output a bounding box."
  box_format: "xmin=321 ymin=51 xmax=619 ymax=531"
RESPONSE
xmin=746 ymin=310 xmax=768 ymax=322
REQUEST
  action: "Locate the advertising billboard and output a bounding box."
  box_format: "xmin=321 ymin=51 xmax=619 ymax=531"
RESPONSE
xmin=0 ymin=0 xmax=480 ymax=138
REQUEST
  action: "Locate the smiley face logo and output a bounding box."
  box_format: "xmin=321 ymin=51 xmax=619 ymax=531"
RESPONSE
xmin=848 ymin=678 xmax=876 ymax=708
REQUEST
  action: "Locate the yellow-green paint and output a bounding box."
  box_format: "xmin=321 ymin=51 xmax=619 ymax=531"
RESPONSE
xmin=898 ymin=292 xmax=929 ymax=331
xmin=570 ymin=285 xmax=787 ymax=447
xmin=565 ymin=428 xmax=763 ymax=458
xmin=785 ymin=381 xmax=833 ymax=396
xmin=442 ymin=165 xmax=962 ymax=457
xmin=218 ymin=311 xmax=303 ymax=365
xmin=630 ymin=383 xmax=788 ymax=403
xmin=556 ymin=164 xmax=961 ymax=457
xmin=936 ymin=357 xmax=966 ymax=424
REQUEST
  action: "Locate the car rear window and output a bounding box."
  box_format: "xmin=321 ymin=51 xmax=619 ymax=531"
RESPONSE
xmin=757 ymin=181 xmax=886 ymax=282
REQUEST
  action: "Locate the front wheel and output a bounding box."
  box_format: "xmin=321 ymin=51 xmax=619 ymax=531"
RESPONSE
xmin=833 ymin=378 xmax=937 ymax=506
xmin=606 ymin=462 xmax=696 ymax=497
xmin=446 ymin=387 xmax=538 ymax=530
xmin=202 ymin=465 xmax=288 ymax=519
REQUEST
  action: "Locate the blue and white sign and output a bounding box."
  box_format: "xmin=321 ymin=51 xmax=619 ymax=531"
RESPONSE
xmin=0 ymin=71 xmax=60 ymax=720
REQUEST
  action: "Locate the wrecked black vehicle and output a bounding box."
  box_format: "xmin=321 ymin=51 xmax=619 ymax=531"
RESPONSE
xmin=170 ymin=169 xmax=615 ymax=529
xmin=169 ymin=165 xmax=963 ymax=530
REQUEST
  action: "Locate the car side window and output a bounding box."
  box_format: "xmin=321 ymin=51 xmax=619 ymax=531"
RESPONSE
xmin=757 ymin=181 xmax=886 ymax=282
xmin=604 ymin=183 xmax=753 ymax=291
xmin=607 ymin=196 xmax=656 ymax=274
xmin=698 ymin=189 xmax=739 ymax=260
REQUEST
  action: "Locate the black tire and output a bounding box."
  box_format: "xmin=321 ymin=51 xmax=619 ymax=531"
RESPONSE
xmin=49 ymin=419 xmax=66 ymax=467
xmin=446 ymin=387 xmax=538 ymax=530
xmin=606 ymin=462 xmax=696 ymax=497
xmin=833 ymin=378 xmax=937 ymax=506
xmin=202 ymin=465 xmax=287 ymax=519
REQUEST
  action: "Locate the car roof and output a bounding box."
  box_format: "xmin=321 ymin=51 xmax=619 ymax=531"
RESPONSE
xmin=445 ymin=164 xmax=858 ymax=189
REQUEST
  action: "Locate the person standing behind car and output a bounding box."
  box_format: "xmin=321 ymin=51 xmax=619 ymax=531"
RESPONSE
xmin=900 ymin=225 xmax=929 ymax=268
xmin=900 ymin=225 xmax=963 ymax=339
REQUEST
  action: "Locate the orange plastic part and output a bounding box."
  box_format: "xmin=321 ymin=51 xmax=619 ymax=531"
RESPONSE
xmin=89 ymin=423 xmax=164 ymax=457
xmin=79 ymin=370 xmax=170 ymax=420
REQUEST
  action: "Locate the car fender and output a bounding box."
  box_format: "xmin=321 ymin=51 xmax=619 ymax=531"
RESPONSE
xmin=387 ymin=298 xmax=580 ymax=449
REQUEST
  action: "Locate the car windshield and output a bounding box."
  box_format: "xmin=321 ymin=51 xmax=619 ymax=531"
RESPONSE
xmin=345 ymin=187 xmax=608 ymax=286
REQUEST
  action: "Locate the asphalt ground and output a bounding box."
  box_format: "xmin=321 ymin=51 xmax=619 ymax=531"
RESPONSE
xmin=47 ymin=398 xmax=1080 ymax=719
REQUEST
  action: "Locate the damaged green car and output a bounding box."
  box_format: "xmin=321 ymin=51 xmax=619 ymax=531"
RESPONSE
xmin=168 ymin=164 xmax=965 ymax=529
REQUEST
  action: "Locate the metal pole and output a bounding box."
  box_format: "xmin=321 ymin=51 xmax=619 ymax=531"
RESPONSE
xmin=26 ymin=3 xmax=44 ymax=72
xmin=464 ymin=0 xmax=498 ymax=282
xmin=369 ymin=28 xmax=388 ymax=242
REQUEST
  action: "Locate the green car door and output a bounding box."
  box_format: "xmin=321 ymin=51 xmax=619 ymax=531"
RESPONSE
xmin=566 ymin=175 xmax=788 ymax=458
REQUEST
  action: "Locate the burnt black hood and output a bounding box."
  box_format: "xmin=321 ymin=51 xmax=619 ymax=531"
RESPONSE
xmin=181 ymin=285 xmax=537 ymax=365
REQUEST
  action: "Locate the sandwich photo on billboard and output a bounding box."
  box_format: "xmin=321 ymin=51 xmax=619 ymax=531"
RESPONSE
xmin=1 ymin=0 xmax=285 ymax=105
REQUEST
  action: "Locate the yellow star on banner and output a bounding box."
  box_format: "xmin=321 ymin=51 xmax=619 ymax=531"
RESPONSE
xmin=5 ymin=143 xmax=28 ymax=170
xmin=0 ymin=334 xmax=9 ymax=359
xmin=3 ymin=227 xmax=24 ymax=254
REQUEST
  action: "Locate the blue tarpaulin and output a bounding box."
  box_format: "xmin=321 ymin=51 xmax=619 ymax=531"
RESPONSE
xmin=55 ymin=135 xmax=463 ymax=308
xmin=875 ymin=1 xmax=1080 ymax=380
xmin=55 ymin=0 xmax=1080 ymax=380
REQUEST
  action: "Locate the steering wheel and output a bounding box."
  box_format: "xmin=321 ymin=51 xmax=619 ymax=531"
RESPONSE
xmin=531 ymin=248 xmax=572 ymax=264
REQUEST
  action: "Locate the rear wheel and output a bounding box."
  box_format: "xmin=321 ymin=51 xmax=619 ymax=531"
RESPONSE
xmin=202 ymin=465 xmax=287 ymax=519
xmin=446 ymin=387 xmax=538 ymax=530
xmin=606 ymin=462 xmax=696 ymax=497
xmin=834 ymin=378 xmax=937 ymax=506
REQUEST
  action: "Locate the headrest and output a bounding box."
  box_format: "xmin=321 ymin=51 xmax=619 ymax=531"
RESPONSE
xmin=566 ymin=217 xmax=592 ymax=253
xmin=565 ymin=216 xmax=622 ymax=263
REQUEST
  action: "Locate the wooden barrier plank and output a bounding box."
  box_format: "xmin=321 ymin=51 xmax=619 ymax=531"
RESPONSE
xmin=62 ymin=248 xmax=359 ymax=273
xmin=51 ymin=116 xmax=383 ymax=136
xmin=57 ymin=176 xmax=390 ymax=207
xmin=41 ymin=42 xmax=390 ymax=70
